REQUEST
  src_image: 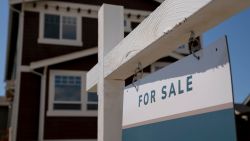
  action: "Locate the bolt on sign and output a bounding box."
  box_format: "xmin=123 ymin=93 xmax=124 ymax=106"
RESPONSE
xmin=122 ymin=36 xmax=237 ymax=141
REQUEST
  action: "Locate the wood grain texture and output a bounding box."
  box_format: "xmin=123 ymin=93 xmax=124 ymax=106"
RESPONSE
xmin=86 ymin=64 xmax=99 ymax=92
xmin=88 ymin=0 xmax=250 ymax=90
xmin=100 ymin=0 xmax=250 ymax=81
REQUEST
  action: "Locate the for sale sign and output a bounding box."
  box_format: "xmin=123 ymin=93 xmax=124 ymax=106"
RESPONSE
xmin=122 ymin=36 xmax=237 ymax=141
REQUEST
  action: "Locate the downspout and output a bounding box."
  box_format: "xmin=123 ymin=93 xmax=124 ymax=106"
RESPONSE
xmin=31 ymin=66 xmax=47 ymax=141
xmin=10 ymin=1 xmax=46 ymax=140
xmin=9 ymin=2 xmax=24 ymax=141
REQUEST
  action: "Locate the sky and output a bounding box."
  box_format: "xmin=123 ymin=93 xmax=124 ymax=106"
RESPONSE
xmin=203 ymin=7 xmax=250 ymax=103
xmin=0 ymin=0 xmax=250 ymax=103
xmin=0 ymin=0 xmax=8 ymax=97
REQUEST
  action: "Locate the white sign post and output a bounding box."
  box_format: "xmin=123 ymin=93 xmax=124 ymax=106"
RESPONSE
xmin=97 ymin=4 xmax=124 ymax=141
xmin=87 ymin=1 xmax=250 ymax=141
xmin=122 ymin=36 xmax=237 ymax=141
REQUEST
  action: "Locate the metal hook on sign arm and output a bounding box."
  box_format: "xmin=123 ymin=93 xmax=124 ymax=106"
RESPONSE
xmin=188 ymin=31 xmax=201 ymax=60
xmin=132 ymin=62 xmax=143 ymax=91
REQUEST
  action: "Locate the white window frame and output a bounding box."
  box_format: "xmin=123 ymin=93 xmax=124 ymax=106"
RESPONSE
xmin=124 ymin=19 xmax=132 ymax=32
xmin=86 ymin=92 xmax=98 ymax=110
xmin=38 ymin=11 xmax=83 ymax=46
xmin=47 ymin=70 xmax=97 ymax=117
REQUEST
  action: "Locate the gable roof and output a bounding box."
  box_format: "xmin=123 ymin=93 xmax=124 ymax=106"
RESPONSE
xmin=243 ymin=94 xmax=250 ymax=106
xmin=30 ymin=47 xmax=97 ymax=69
xmin=10 ymin=0 xmax=38 ymax=4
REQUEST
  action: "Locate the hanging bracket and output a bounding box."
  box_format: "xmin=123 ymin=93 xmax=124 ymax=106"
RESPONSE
xmin=132 ymin=62 xmax=143 ymax=91
xmin=188 ymin=31 xmax=201 ymax=60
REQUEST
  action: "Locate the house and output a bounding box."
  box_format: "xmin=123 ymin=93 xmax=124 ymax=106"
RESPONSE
xmin=5 ymin=0 xmax=189 ymax=141
xmin=0 ymin=96 xmax=9 ymax=141
xmin=235 ymin=95 xmax=250 ymax=141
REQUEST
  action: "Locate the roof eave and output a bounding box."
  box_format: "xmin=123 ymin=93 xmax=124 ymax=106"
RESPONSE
xmin=9 ymin=0 xmax=39 ymax=5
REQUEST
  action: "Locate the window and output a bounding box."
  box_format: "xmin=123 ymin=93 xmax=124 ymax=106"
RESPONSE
xmin=87 ymin=92 xmax=98 ymax=110
xmin=62 ymin=16 xmax=77 ymax=40
xmin=48 ymin=70 xmax=97 ymax=116
xmin=39 ymin=12 xmax=82 ymax=46
xmin=54 ymin=75 xmax=81 ymax=110
xmin=44 ymin=14 xmax=60 ymax=39
xmin=124 ymin=20 xmax=132 ymax=32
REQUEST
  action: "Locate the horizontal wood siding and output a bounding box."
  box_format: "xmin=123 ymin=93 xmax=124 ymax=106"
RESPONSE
xmin=49 ymin=54 xmax=97 ymax=71
xmin=22 ymin=11 xmax=98 ymax=65
xmin=44 ymin=117 xmax=97 ymax=139
xmin=47 ymin=0 xmax=159 ymax=11
xmin=17 ymin=73 xmax=41 ymax=141
xmin=44 ymin=56 xmax=98 ymax=139
xmin=17 ymin=1 xmax=157 ymax=140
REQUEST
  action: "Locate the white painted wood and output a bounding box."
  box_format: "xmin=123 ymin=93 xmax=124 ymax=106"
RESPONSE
xmin=20 ymin=65 xmax=32 ymax=72
xmin=10 ymin=6 xmax=24 ymax=141
xmin=98 ymin=5 xmax=124 ymax=56
xmin=48 ymin=70 xmax=97 ymax=117
xmin=98 ymin=79 xmax=124 ymax=141
xmin=86 ymin=64 xmax=99 ymax=92
xmin=23 ymin=1 xmax=150 ymax=23
xmin=30 ymin=47 xmax=97 ymax=69
xmin=87 ymin=0 xmax=250 ymax=91
xmin=38 ymin=11 xmax=83 ymax=46
xmin=97 ymin=4 xmax=124 ymax=141
xmin=38 ymin=67 xmax=47 ymax=141
xmin=10 ymin=0 xmax=38 ymax=4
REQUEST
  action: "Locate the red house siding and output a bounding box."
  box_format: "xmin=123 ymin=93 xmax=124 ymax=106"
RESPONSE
xmin=15 ymin=1 xmax=158 ymax=140
xmin=17 ymin=73 xmax=41 ymax=141
xmin=22 ymin=11 xmax=98 ymax=65
xmin=48 ymin=55 xmax=98 ymax=71
xmin=44 ymin=117 xmax=97 ymax=139
xmin=43 ymin=56 xmax=98 ymax=139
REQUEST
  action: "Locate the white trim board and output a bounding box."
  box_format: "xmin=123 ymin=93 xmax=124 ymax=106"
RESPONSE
xmin=38 ymin=67 xmax=47 ymax=141
xmin=10 ymin=5 xmax=24 ymax=141
xmin=38 ymin=11 xmax=83 ymax=46
xmin=86 ymin=0 xmax=250 ymax=91
xmin=30 ymin=47 xmax=97 ymax=69
xmin=23 ymin=1 xmax=151 ymax=23
xmin=48 ymin=70 xmax=97 ymax=117
xmin=20 ymin=66 xmax=32 ymax=72
xmin=10 ymin=0 xmax=38 ymax=5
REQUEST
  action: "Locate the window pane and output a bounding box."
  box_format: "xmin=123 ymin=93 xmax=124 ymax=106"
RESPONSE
xmin=54 ymin=104 xmax=81 ymax=110
xmin=87 ymin=104 xmax=98 ymax=110
xmin=44 ymin=14 xmax=60 ymax=39
xmin=62 ymin=16 xmax=77 ymax=40
xmin=88 ymin=92 xmax=98 ymax=102
xmin=54 ymin=75 xmax=81 ymax=102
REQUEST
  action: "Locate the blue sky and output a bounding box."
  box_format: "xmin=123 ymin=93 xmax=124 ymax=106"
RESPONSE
xmin=0 ymin=0 xmax=8 ymax=97
xmin=0 ymin=0 xmax=250 ymax=103
xmin=203 ymin=7 xmax=250 ymax=103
